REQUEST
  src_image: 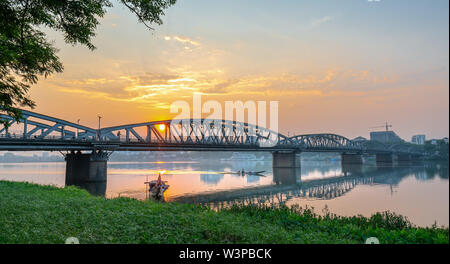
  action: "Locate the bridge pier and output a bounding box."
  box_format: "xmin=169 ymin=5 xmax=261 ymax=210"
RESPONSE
xmin=397 ymin=154 xmax=412 ymax=162
xmin=411 ymin=154 xmax=423 ymax=163
xmin=70 ymin=182 xmax=107 ymax=196
xmin=272 ymin=151 xmax=301 ymax=185
xmin=376 ymin=153 xmax=394 ymax=166
xmin=342 ymin=164 xmax=363 ymax=176
xmin=396 ymin=154 xmax=412 ymax=166
xmin=341 ymin=153 xmax=363 ymax=165
xmin=65 ymin=151 xmax=108 ymax=189
xmin=272 ymin=151 xmax=301 ymax=168
xmin=273 ymin=167 xmax=302 ymax=185
xmin=397 ymin=154 xmax=423 ymax=165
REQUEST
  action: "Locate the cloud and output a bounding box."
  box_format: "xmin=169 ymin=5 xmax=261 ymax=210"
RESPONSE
xmin=311 ymin=16 xmax=333 ymax=27
xmin=168 ymin=78 xmax=196 ymax=83
xmin=51 ymin=67 xmax=399 ymax=105
xmin=120 ymin=73 xmax=180 ymax=85
xmin=44 ymin=31 xmax=400 ymax=106
xmin=201 ymin=79 xmax=239 ymax=94
xmin=50 ymin=71 xmax=200 ymax=104
xmin=164 ymin=35 xmax=201 ymax=46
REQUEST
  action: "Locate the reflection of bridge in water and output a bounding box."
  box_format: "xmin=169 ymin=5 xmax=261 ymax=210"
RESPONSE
xmin=170 ymin=165 xmax=426 ymax=208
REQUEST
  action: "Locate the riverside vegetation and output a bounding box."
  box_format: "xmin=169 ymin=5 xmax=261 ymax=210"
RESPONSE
xmin=0 ymin=181 xmax=448 ymax=244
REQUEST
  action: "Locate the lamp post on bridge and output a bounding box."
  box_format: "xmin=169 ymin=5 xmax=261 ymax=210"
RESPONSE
xmin=97 ymin=115 xmax=102 ymax=141
xmin=77 ymin=119 xmax=80 ymax=139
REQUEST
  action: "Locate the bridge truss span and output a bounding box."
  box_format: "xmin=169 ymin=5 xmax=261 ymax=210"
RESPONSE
xmin=0 ymin=109 xmax=97 ymax=140
xmin=99 ymin=118 xmax=287 ymax=148
xmin=283 ymin=133 xmax=363 ymax=152
xmin=0 ymin=108 xmax=427 ymax=156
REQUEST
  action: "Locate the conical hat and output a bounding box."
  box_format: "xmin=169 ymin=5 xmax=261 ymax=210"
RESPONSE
xmin=157 ymin=173 xmax=162 ymax=185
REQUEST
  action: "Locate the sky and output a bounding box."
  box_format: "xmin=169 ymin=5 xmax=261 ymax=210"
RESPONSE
xmin=28 ymin=0 xmax=449 ymax=140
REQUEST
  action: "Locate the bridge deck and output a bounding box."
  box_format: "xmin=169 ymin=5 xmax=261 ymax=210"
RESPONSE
xmin=0 ymin=138 xmax=300 ymax=152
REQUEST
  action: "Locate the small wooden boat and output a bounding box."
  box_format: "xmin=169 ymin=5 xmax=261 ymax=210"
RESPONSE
xmin=245 ymin=170 xmax=266 ymax=175
xmin=221 ymin=170 xmax=266 ymax=176
xmin=145 ymin=173 xmax=169 ymax=200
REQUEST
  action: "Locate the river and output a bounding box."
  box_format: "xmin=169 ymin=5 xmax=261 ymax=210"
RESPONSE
xmin=0 ymin=152 xmax=448 ymax=227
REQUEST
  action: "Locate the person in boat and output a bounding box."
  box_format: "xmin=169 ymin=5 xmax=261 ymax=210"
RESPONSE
xmin=149 ymin=173 xmax=169 ymax=201
xmin=149 ymin=173 xmax=162 ymax=199
xmin=157 ymin=173 xmax=162 ymax=185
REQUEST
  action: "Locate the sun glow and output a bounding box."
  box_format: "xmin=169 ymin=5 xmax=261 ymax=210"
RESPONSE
xmin=157 ymin=124 xmax=166 ymax=131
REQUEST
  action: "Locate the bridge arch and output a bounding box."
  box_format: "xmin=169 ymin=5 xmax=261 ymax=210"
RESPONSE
xmin=99 ymin=118 xmax=289 ymax=148
xmin=284 ymin=133 xmax=362 ymax=151
xmin=0 ymin=109 xmax=97 ymax=140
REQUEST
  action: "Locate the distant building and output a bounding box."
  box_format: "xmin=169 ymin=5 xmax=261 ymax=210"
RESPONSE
xmin=352 ymin=136 xmax=367 ymax=142
xmin=426 ymin=138 xmax=449 ymax=145
xmin=370 ymin=131 xmax=403 ymax=143
xmin=411 ymin=134 xmax=426 ymax=145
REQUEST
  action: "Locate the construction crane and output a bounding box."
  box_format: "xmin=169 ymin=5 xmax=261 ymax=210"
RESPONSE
xmin=370 ymin=122 xmax=392 ymax=132
xmin=370 ymin=122 xmax=393 ymax=143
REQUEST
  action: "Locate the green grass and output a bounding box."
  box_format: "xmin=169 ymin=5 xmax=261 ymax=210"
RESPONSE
xmin=0 ymin=181 xmax=448 ymax=244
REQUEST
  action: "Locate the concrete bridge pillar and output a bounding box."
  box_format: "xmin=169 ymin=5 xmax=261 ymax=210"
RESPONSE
xmin=341 ymin=153 xmax=363 ymax=165
xmin=396 ymin=154 xmax=423 ymax=165
xmin=397 ymin=154 xmax=412 ymax=162
xmin=411 ymin=155 xmax=423 ymax=163
xmin=272 ymin=151 xmax=301 ymax=185
xmin=65 ymin=150 xmax=108 ymax=187
xmin=396 ymin=154 xmax=412 ymax=166
xmin=70 ymin=182 xmax=107 ymax=196
xmin=342 ymin=164 xmax=363 ymax=176
xmin=272 ymin=151 xmax=301 ymax=168
xmin=376 ymin=153 xmax=394 ymax=165
xmin=273 ymin=168 xmax=301 ymax=185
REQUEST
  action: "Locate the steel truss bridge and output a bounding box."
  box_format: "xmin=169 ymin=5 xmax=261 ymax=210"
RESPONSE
xmin=0 ymin=109 xmax=424 ymax=155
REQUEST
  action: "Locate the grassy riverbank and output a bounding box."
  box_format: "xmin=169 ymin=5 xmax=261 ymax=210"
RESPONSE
xmin=0 ymin=181 xmax=448 ymax=244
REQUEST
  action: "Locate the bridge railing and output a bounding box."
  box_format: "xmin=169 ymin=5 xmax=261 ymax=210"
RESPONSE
xmin=0 ymin=109 xmax=428 ymax=155
xmin=0 ymin=133 xmax=95 ymax=142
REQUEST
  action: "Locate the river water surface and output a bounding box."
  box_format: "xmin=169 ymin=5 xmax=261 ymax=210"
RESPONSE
xmin=0 ymin=152 xmax=448 ymax=227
